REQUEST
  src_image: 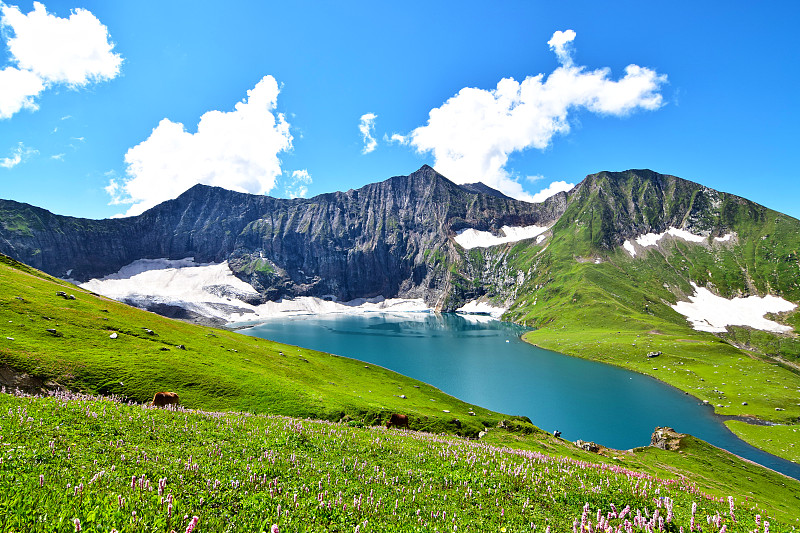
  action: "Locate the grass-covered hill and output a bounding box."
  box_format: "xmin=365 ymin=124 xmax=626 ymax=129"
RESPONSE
xmin=0 ymin=253 xmax=508 ymax=437
xmin=3 ymin=251 xmax=800 ymax=527
xmin=457 ymin=170 xmax=800 ymax=463
xmin=2 ymin=391 xmax=800 ymax=532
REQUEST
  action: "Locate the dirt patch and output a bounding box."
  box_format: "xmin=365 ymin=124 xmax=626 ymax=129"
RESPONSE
xmin=647 ymin=330 xmax=665 ymax=335
xmin=0 ymin=364 xmax=62 ymax=394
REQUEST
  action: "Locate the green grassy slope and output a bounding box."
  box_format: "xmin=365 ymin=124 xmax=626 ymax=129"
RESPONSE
xmin=2 ymin=392 xmax=799 ymax=531
xmin=3 ymin=252 xmax=800 ymax=527
xmin=0 ymin=254 xmax=509 ymax=437
xmin=460 ymin=171 xmax=800 ymax=462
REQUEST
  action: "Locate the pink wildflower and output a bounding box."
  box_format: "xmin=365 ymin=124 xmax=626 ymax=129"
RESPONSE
xmin=73 ymin=518 xmax=81 ymax=532
xmin=185 ymin=515 xmax=199 ymax=533
xmin=271 ymin=525 xmax=280 ymax=533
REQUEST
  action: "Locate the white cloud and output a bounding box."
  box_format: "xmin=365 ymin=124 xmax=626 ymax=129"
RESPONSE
xmin=0 ymin=142 xmax=37 ymax=168
xmin=402 ymin=30 xmax=667 ymax=200
xmin=111 ymin=75 xmax=293 ymax=216
xmin=0 ymin=66 xmax=44 ymax=118
xmin=0 ymin=1 xmax=121 ymax=119
xmin=359 ymin=112 xmax=377 ymax=154
xmin=547 ymin=29 xmax=576 ymax=67
xmin=529 ymin=180 xmax=574 ymax=203
xmin=284 ymin=169 xmax=312 ymax=199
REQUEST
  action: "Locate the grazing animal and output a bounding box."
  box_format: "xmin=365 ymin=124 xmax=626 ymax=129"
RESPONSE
xmin=386 ymin=413 xmax=410 ymax=430
xmin=151 ymin=391 xmax=180 ymax=408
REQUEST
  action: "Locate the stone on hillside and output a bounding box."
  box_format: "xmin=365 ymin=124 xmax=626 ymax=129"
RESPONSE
xmin=574 ymin=440 xmax=600 ymax=453
xmin=650 ymin=426 xmax=686 ymax=451
xmin=109 ymin=332 xmax=118 ymax=339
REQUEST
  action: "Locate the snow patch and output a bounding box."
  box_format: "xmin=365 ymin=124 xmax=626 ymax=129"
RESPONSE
xmin=672 ymin=283 xmax=796 ymax=333
xmin=80 ymin=258 xmax=432 ymax=324
xmin=454 ymin=225 xmax=550 ymax=249
xmin=626 ymin=228 xmax=737 ymax=257
xmin=536 ymin=234 xmax=546 ymax=244
xmin=634 ymin=226 xmax=707 ymax=248
xmin=623 ymin=240 xmax=636 ymax=257
xmin=234 ymin=296 xmax=430 ymax=323
xmin=456 ymin=300 xmax=507 ymax=318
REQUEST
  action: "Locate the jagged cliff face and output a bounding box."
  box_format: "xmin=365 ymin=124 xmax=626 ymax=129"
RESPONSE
xmin=0 ymin=166 xmax=565 ymax=309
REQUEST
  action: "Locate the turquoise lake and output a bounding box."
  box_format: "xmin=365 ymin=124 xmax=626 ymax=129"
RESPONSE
xmin=241 ymin=312 xmax=800 ymax=480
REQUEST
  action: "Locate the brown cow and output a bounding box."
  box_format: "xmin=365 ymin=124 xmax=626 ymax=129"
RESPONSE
xmin=386 ymin=413 xmax=409 ymax=430
xmin=151 ymin=391 xmax=180 ymax=408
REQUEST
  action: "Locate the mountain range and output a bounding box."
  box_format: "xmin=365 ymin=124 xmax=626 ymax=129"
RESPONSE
xmin=1 ymin=165 xmax=800 ymax=465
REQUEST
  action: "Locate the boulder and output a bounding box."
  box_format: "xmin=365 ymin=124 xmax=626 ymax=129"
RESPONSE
xmin=574 ymin=440 xmax=600 ymax=453
xmin=650 ymin=426 xmax=686 ymax=450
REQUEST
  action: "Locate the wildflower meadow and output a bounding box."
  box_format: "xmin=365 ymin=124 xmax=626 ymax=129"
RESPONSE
xmin=0 ymin=389 xmax=791 ymax=532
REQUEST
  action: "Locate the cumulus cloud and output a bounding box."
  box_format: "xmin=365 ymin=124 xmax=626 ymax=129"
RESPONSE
xmin=359 ymin=113 xmax=377 ymax=154
xmin=547 ymin=29 xmax=576 ymax=67
xmin=0 ymin=1 xmax=121 ymax=119
xmin=0 ymin=142 xmax=37 ymax=168
xmin=109 ymin=75 xmax=293 ymax=216
xmin=529 ymin=180 xmax=575 ymax=203
xmin=0 ymin=66 xmax=44 ymax=118
xmin=284 ymin=169 xmax=312 ymax=199
xmin=402 ymin=30 xmax=667 ymax=200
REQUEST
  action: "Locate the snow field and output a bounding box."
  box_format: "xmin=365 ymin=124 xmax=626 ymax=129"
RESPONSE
xmin=454 ymin=225 xmax=550 ymax=249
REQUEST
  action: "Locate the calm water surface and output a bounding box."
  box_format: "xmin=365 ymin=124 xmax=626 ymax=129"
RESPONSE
xmin=241 ymin=312 xmax=800 ymax=480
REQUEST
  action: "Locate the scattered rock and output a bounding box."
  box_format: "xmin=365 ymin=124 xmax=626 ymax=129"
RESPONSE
xmin=143 ymin=328 xmax=155 ymax=335
xmin=109 ymin=332 xmax=118 ymax=339
xmin=647 ymin=351 xmax=662 ymax=358
xmin=742 ymin=402 xmax=748 ymax=406
xmin=399 ymin=394 xmax=407 ymax=399
xmin=176 ymin=344 xmax=186 ymax=350
xmin=467 ymin=410 xmax=475 ymax=416
xmin=45 ymin=328 xmax=62 ymax=337
xmin=776 ymin=407 xmax=785 ymax=411
xmin=650 ymin=427 xmax=686 ymax=451
xmin=160 ymin=347 xmax=170 ymax=351
xmin=413 ymin=385 xmax=420 ymax=388
xmin=478 ymin=431 xmax=488 ymax=439
xmin=574 ymin=440 xmax=600 ymax=453
xmin=442 ymin=409 xmax=450 ymax=413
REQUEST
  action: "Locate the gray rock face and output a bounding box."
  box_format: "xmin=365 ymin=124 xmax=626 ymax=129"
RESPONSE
xmin=0 ymin=166 xmax=565 ymax=310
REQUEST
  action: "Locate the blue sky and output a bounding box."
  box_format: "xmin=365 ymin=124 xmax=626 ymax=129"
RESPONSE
xmin=1 ymin=1 xmax=798 ymax=219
